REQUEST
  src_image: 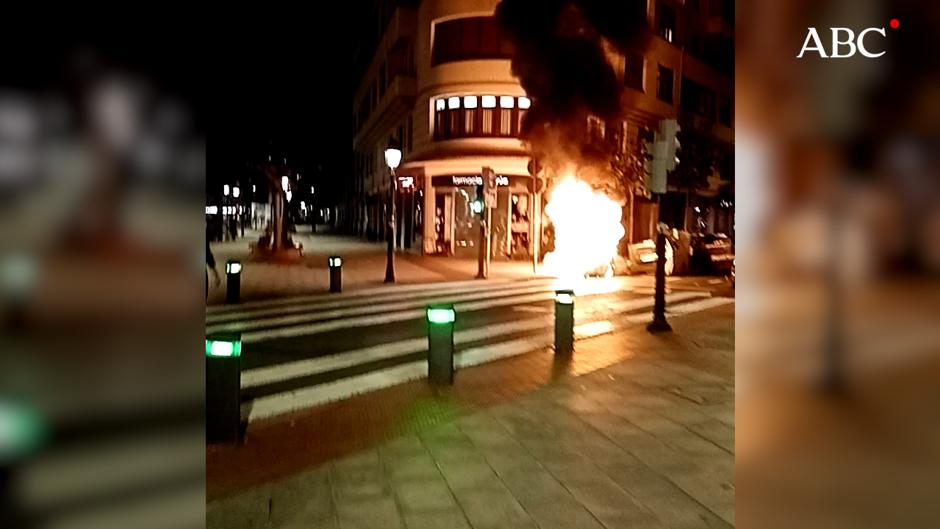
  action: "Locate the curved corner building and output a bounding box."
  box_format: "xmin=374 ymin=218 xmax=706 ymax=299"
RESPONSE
xmin=351 ymin=0 xmax=734 ymax=259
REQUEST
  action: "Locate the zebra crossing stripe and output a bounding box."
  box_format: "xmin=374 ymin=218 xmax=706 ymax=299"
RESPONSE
xmin=207 ymin=283 xmax=557 ymax=334
xmin=208 ymin=277 xmax=556 ymax=316
xmin=242 ymin=295 xmax=731 ymax=422
xmin=241 ymin=291 xmax=710 ymax=387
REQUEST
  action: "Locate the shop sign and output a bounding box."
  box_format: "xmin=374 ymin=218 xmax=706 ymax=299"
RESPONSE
xmin=446 ymin=175 xmax=510 ymax=187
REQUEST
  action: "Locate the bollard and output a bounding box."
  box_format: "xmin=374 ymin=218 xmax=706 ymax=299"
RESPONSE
xmin=206 ymin=333 xmax=242 ymax=443
xmin=225 ymin=260 xmax=242 ymax=304
xmin=0 ymin=400 xmax=44 ymax=526
xmin=426 ymin=305 xmax=456 ymax=385
xmin=329 ymin=256 xmax=342 ymax=293
xmin=554 ymin=290 xmax=575 ymax=355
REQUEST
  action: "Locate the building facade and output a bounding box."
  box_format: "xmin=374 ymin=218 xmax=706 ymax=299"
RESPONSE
xmin=351 ymin=0 xmax=734 ymax=258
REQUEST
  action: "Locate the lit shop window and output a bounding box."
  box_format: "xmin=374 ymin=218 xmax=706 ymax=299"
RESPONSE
xmin=433 ymin=95 xmax=529 ymax=140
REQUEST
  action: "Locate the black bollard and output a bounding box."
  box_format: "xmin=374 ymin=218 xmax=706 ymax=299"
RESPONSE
xmin=426 ymin=305 xmax=456 ymax=385
xmin=647 ymin=223 xmax=672 ymax=333
xmin=554 ymin=290 xmax=575 ymax=355
xmin=225 ymin=260 xmax=241 ymax=304
xmin=206 ymin=333 xmax=242 ymax=443
xmin=0 ymin=399 xmax=45 ymax=527
xmin=329 ymin=256 xmax=342 ymax=293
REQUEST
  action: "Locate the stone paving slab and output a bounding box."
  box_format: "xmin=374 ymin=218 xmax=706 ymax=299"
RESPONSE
xmin=207 ymin=305 xmax=734 ymax=528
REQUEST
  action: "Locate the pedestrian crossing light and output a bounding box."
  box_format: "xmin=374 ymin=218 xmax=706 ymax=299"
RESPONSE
xmin=205 ymin=337 xmax=242 ymax=358
xmin=427 ymin=306 xmax=456 ymax=324
xmin=226 ymin=261 xmax=242 ymax=274
xmin=329 ymin=256 xmax=342 ymax=267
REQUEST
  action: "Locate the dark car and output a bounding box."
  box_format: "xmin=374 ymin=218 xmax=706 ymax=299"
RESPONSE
xmin=689 ymin=233 xmax=734 ymax=275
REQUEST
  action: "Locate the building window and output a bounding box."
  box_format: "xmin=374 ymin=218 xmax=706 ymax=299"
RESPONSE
xmin=482 ymin=110 xmax=493 ymax=134
xmin=389 ymin=37 xmax=416 ymax=80
xmin=498 ymin=109 xmax=511 ymax=135
xmin=718 ymin=97 xmax=732 ymax=126
xmin=432 ymin=16 xmax=515 ymax=66
xmin=680 ymin=77 xmax=715 ymax=118
xmin=624 ymin=53 xmax=644 ymax=91
xmin=465 ymin=109 xmax=476 ymax=133
xmin=433 ymin=95 xmax=528 ymax=140
xmin=658 ymin=3 xmax=676 ymax=43
xmin=657 ymin=65 xmax=674 ymax=103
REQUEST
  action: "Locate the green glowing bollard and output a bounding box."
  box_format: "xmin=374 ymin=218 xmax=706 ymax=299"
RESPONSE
xmin=206 ymin=333 xmax=242 ymax=443
xmin=554 ymin=290 xmax=575 ymax=355
xmin=426 ymin=305 xmax=456 ymax=385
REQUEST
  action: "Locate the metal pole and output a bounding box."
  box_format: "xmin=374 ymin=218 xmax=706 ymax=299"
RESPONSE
xmin=533 ymin=191 xmax=540 ymax=273
xmin=385 ymin=168 xmax=396 ymax=283
xmin=476 ymin=205 xmax=488 ymax=279
xmin=823 ymin=183 xmax=844 ymax=392
xmin=485 ymin=207 xmax=492 ymax=274
xmin=647 ymin=195 xmax=672 ymax=333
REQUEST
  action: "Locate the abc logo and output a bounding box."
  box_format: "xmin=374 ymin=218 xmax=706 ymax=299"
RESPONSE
xmin=797 ymin=26 xmax=889 ymax=59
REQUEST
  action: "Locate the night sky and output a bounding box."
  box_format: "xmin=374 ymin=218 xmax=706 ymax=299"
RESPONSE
xmin=213 ymin=9 xmax=355 ymax=204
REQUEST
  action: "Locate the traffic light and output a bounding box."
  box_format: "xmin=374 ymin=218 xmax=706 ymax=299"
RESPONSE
xmin=645 ymin=119 xmax=680 ymax=195
xmin=661 ymin=119 xmax=680 ymax=171
xmin=646 ymin=137 xmax=667 ymax=194
xmin=471 ymin=184 xmax=484 ymax=214
xmin=482 ymin=167 xmax=497 ymax=208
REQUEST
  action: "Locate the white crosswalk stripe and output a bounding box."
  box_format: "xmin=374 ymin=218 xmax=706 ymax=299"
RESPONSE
xmin=207 ymin=278 xmax=733 ymax=423
xmin=239 ymin=290 xmax=709 ymax=390
xmin=207 ymin=283 xmax=556 ymax=335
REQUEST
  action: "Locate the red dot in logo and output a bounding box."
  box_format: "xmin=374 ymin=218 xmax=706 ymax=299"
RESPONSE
xmin=890 ymin=18 xmax=900 ymax=29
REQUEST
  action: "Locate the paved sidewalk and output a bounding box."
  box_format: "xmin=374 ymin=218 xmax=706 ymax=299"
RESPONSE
xmin=207 ymin=305 xmax=734 ymax=529
xmin=208 ymin=228 xmax=546 ymax=305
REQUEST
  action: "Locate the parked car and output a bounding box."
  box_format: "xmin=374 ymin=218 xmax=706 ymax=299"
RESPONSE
xmin=689 ymin=233 xmax=734 ymax=275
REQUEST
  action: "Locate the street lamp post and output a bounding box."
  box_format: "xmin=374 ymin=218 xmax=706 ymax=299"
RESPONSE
xmin=233 ymin=186 xmax=243 ymax=237
xmin=384 ymin=147 xmax=402 ymax=283
xmin=222 ymin=185 xmax=230 ymax=241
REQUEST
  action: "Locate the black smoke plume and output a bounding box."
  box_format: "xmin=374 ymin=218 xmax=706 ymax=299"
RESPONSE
xmin=496 ymin=0 xmax=650 ymax=175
